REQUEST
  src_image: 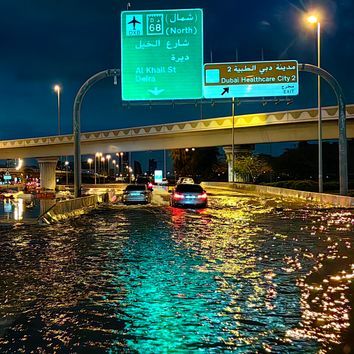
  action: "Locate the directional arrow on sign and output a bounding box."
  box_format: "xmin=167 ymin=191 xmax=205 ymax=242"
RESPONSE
xmin=148 ymin=87 xmax=165 ymax=96
xmin=221 ymin=87 xmax=229 ymax=96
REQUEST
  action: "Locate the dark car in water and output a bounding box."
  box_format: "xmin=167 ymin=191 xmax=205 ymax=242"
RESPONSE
xmin=122 ymin=184 xmax=152 ymax=205
xmin=170 ymin=183 xmax=207 ymax=208
xmin=136 ymin=176 xmax=154 ymax=190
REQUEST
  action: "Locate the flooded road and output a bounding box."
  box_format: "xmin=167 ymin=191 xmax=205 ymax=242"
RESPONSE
xmin=0 ymin=188 xmax=353 ymax=353
xmin=0 ymin=197 xmax=40 ymax=222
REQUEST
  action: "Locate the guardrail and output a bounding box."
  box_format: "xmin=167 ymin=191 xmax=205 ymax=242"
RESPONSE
xmin=201 ymin=182 xmax=354 ymax=208
xmin=38 ymin=195 xmax=98 ymax=223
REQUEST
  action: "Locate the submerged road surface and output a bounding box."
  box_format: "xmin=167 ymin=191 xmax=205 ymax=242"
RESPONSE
xmin=0 ymin=188 xmax=353 ymax=353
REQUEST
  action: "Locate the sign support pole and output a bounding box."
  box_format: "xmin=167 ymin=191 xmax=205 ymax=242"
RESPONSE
xmin=73 ymin=69 xmax=120 ymax=198
xmin=231 ymin=97 xmax=235 ymax=183
xmin=299 ymin=63 xmax=347 ymax=196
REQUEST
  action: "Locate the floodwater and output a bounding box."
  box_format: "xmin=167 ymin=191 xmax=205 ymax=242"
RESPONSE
xmin=0 ymin=188 xmax=353 ymax=353
xmin=0 ymin=196 xmax=40 ymax=223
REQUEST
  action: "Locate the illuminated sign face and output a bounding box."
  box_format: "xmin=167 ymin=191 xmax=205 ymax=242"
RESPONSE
xmin=154 ymin=170 xmax=163 ymax=184
xmin=203 ymin=60 xmax=299 ymax=98
xmin=121 ymin=9 xmax=203 ymax=101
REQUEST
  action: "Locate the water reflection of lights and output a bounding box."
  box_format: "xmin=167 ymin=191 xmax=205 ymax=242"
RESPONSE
xmin=285 ymin=210 xmax=354 ymax=351
xmin=2 ymin=198 xmax=30 ymax=221
xmin=170 ymin=196 xmax=354 ymax=351
xmin=169 ymin=194 xmax=291 ymax=349
xmin=13 ymin=198 xmax=24 ymax=220
xmin=3 ymin=200 xmax=12 ymax=214
xmin=170 ymin=206 xmax=186 ymax=226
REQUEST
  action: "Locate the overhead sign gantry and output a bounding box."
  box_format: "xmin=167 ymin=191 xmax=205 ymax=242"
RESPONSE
xmin=121 ymin=9 xmax=203 ymax=101
xmin=203 ymin=60 xmax=299 ymax=99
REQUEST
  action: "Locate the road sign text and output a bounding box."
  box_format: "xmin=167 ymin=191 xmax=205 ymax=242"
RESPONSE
xmin=121 ymin=9 xmax=203 ymax=101
xmin=203 ymin=60 xmax=299 ymax=99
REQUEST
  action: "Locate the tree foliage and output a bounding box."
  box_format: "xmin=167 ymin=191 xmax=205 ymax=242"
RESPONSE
xmin=233 ymin=154 xmax=272 ymax=183
xmin=270 ymin=141 xmax=340 ymax=180
xmin=170 ymin=147 xmax=223 ymax=181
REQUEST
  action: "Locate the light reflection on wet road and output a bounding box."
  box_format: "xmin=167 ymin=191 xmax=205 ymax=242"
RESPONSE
xmin=0 ymin=188 xmax=353 ymax=353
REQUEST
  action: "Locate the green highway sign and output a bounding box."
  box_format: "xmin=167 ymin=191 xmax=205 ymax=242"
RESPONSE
xmin=203 ymin=60 xmax=299 ymax=99
xmin=121 ymin=9 xmax=203 ymax=101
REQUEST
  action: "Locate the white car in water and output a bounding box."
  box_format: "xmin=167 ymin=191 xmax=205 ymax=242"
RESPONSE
xmin=176 ymin=177 xmax=195 ymax=185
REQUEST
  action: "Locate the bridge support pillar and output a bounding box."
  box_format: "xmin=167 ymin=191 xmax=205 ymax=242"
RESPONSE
xmin=223 ymin=145 xmax=255 ymax=182
xmin=37 ymin=157 xmax=58 ymax=191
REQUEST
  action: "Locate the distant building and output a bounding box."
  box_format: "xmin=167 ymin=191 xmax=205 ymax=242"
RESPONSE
xmin=148 ymin=159 xmax=157 ymax=174
xmin=134 ymin=161 xmax=142 ymax=176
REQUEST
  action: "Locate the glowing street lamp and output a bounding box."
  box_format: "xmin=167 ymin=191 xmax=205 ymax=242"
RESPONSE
xmin=307 ymin=15 xmax=318 ymax=24
xmin=87 ymin=158 xmax=93 ymax=181
xmin=53 ymin=85 xmax=61 ymax=135
xmin=116 ymin=152 xmax=124 ymax=174
xmin=15 ymin=158 xmax=23 ymax=171
xmin=64 ymin=160 xmax=69 ymax=185
xmin=101 ymin=157 xmax=106 ymax=182
xmin=129 ymin=167 xmax=133 ymax=183
xmin=94 ymin=152 xmax=101 ymax=184
xmin=54 ymin=84 xmax=63 ymax=169
xmin=112 ymin=159 xmax=117 ymax=177
xmin=106 ymin=154 xmax=111 ymax=176
xmin=305 ymin=11 xmax=323 ymax=192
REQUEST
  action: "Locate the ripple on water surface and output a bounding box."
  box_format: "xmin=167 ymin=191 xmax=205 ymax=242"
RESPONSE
xmin=0 ymin=193 xmax=353 ymax=353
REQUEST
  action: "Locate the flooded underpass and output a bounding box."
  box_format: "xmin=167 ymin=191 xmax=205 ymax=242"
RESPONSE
xmin=0 ymin=188 xmax=353 ymax=353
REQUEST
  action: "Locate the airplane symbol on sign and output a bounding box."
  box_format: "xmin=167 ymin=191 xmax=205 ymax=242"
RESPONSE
xmin=128 ymin=16 xmax=141 ymax=30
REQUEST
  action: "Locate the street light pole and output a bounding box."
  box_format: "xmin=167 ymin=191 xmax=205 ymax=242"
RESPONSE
xmin=112 ymin=160 xmax=116 ymax=179
xmin=307 ymin=14 xmax=322 ymax=193
xmin=94 ymin=153 xmax=99 ymax=185
xmin=87 ymin=158 xmax=93 ymax=183
xmin=54 ymin=84 xmax=62 ymax=170
xmin=119 ymin=152 xmax=124 ymax=175
xmin=54 ymin=85 xmax=61 ymax=135
xmin=317 ymin=21 xmax=323 ymax=193
xmin=101 ymin=156 xmax=105 ymax=182
xmin=129 ymin=167 xmax=132 ymax=183
xmin=65 ymin=160 xmax=69 ymax=185
xmin=106 ymin=154 xmax=111 ymax=178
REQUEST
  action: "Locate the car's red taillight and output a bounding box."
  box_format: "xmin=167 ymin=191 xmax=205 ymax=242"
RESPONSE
xmin=197 ymin=193 xmax=207 ymax=199
xmin=173 ymin=192 xmax=185 ymax=200
xmin=148 ymin=183 xmax=153 ymax=189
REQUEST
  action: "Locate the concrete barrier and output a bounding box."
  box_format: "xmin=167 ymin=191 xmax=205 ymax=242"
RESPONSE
xmin=58 ymin=184 xmax=127 ymax=203
xmin=201 ymin=182 xmax=354 ymax=208
xmin=39 ymin=195 xmax=98 ymax=223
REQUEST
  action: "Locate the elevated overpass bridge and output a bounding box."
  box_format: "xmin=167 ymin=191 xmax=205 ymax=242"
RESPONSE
xmin=0 ymin=104 xmax=353 ymax=159
xmin=0 ymin=104 xmax=353 ymax=190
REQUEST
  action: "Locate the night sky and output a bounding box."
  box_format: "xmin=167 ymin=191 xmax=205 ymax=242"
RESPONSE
xmin=0 ymin=0 xmax=353 ymax=151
